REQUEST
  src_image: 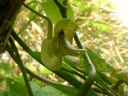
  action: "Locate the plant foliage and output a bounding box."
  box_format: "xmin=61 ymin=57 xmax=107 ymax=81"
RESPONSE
xmin=0 ymin=0 xmax=128 ymax=96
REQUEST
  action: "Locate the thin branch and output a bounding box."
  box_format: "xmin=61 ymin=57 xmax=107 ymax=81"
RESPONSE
xmin=8 ymin=37 xmax=34 ymax=96
xmin=25 ymin=67 xmax=56 ymax=84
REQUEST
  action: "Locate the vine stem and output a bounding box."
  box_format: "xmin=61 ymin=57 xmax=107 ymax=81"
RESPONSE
xmin=8 ymin=37 xmax=34 ymax=96
xmin=74 ymin=33 xmax=96 ymax=96
xmin=53 ymin=0 xmax=96 ymax=96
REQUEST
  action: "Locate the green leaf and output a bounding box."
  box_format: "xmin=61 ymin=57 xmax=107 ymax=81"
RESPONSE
xmin=47 ymin=82 xmax=78 ymax=96
xmin=67 ymin=6 xmax=74 ymax=19
xmin=99 ymin=73 xmax=116 ymax=85
xmin=5 ymin=88 xmax=14 ymax=96
xmin=6 ymin=78 xmax=29 ymax=96
xmin=41 ymin=0 xmax=74 ymax=24
xmin=41 ymin=0 xmax=62 ymax=24
xmin=30 ymin=81 xmax=40 ymax=93
xmin=28 ymin=2 xmax=37 ymax=20
xmin=80 ymin=55 xmax=89 ymax=73
xmin=0 ymin=62 xmax=10 ymax=74
xmin=0 ymin=88 xmax=13 ymax=96
xmin=27 ymin=51 xmax=41 ymax=63
xmin=36 ymin=86 xmax=66 ymax=96
xmin=86 ymin=48 xmax=114 ymax=73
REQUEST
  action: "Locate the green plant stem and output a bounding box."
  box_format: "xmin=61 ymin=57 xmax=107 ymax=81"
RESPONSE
xmin=8 ymin=37 xmax=34 ymax=96
xmin=74 ymin=33 xmax=96 ymax=96
xmin=53 ymin=0 xmax=96 ymax=95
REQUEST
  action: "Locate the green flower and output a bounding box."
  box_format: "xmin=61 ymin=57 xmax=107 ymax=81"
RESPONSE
xmin=41 ymin=19 xmax=86 ymax=71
